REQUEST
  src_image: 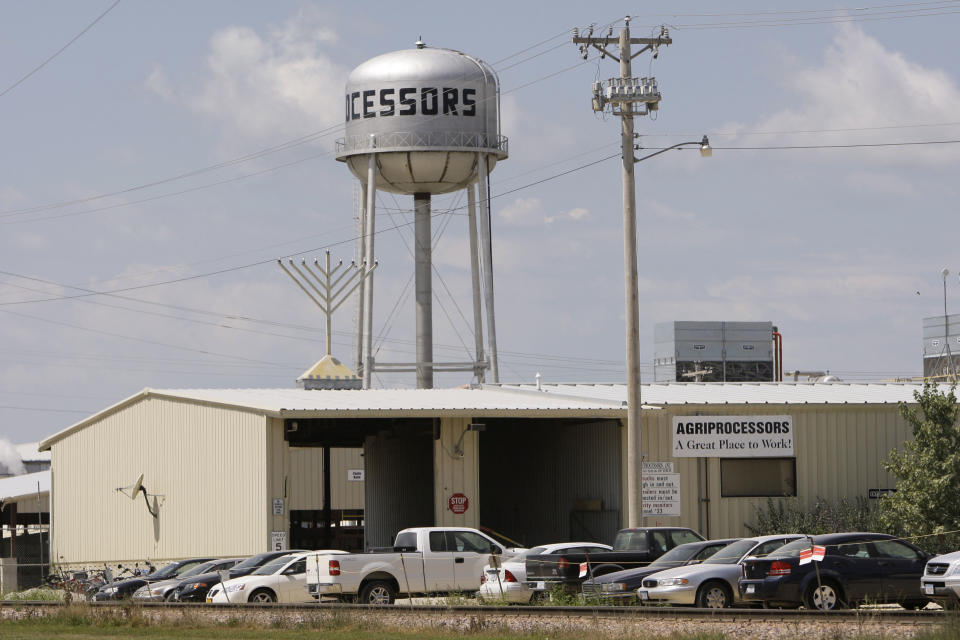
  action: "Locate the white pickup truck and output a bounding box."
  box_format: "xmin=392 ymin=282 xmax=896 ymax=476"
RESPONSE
xmin=306 ymin=526 xmax=509 ymax=604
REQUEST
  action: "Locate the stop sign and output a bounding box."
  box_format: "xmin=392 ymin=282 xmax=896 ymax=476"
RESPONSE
xmin=448 ymin=493 xmax=469 ymax=514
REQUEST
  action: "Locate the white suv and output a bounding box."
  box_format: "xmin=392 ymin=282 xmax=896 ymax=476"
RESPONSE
xmin=921 ymin=550 xmax=960 ymax=606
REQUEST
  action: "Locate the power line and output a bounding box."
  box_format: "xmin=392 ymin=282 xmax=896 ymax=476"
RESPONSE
xmin=0 ymin=0 xmax=122 ymax=99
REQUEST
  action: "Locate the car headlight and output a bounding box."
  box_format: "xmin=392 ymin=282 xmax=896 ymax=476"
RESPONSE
xmin=655 ymin=578 xmax=689 ymax=587
xmin=601 ymin=583 xmax=627 ymax=593
xmin=946 ymin=564 xmax=960 ymax=577
xmin=102 ymin=587 xmax=118 ymax=594
xmin=225 ymin=583 xmax=246 ymax=593
xmin=185 ymin=582 xmax=208 ymax=590
xmin=150 ymin=587 xmax=166 ymax=596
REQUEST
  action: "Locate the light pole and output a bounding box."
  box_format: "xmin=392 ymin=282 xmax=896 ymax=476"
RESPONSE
xmin=573 ymin=19 xmax=711 ymax=527
xmin=942 ymin=268 xmax=957 ymax=382
xmin=626 ymin=137 xmax=711 ymax=527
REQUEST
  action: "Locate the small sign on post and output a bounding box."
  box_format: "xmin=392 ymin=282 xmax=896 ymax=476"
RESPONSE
xmin=270 ymin=531 xmax=288 ymax=551
xmin=272 ymin=498 xmax=285 ymax=515
xmin=448 ymin=493 xmax=469 ymax=514
xmin=347 ymin=469 xmax=365 ymax=482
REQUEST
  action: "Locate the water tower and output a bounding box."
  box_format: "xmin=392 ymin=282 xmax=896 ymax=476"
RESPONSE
xmin=337 ymin=41 xmax=508 ymax=389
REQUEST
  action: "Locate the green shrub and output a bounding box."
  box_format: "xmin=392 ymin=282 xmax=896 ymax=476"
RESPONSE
xmin=746 ymin=495 xmax=883 ymax=536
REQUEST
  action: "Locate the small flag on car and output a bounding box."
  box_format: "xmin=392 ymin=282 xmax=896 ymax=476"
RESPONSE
xmin=579 ymin=562 xmax=589 ymax=578
xmin=799 ymin=545 xmax=826 ymax=564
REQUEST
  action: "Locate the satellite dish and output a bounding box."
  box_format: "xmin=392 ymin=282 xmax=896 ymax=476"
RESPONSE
xmin=130 ymin=474 xmax=144 ymax=501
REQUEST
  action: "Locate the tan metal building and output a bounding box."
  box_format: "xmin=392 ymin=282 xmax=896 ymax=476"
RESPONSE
xmin=38 ymin=382 xmax=940 ymax=568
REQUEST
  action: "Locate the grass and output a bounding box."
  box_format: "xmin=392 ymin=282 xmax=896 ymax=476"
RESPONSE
xmin=1 ymin=587 xmax=65 ymax=601
xmin=2 ymin=604 xmax=960 ymax=639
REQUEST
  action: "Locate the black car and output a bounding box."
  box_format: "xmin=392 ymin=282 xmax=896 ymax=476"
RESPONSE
xmin=581 ymin=538 xmax=739 ymax=603
xmin=172 ymin=550 xmax=308 ymax=602
xmin=93 ymin=558 xmax=215 ymax=601
xmin=738 ymin=532 xmax=930 ymax=611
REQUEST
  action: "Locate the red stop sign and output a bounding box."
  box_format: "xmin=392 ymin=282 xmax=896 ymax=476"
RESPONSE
xmin=448 ymin=493 xmax=469 ymax=514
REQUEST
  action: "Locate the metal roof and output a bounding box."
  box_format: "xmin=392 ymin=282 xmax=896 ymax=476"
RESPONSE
xmin=0 ymin=470 xmax=49 ymax=503
xmin=39 ymin=386 xmax=628 ymax=450
xmin=488 ymin=381 xmax=952 ymax=405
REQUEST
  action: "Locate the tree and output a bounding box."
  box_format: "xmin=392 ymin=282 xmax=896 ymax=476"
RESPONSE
xmin=878 ymin=383 xmax=960 ymax=554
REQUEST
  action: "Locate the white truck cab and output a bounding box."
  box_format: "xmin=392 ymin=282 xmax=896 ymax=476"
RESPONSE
xmin=306 ymin=527 xmax=504 ymax=604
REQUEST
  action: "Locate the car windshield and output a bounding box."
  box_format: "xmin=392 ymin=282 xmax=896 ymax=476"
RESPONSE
xmin=148 ymin=563 xmax=181 ymax=580
xmin=231 ymin=555 xmax=267 ymax=572
xmin=703 ymin=539 xmax=759 ymax=565
xmin=650 ymin=544 xmax=699 ymax=566
xmin=253 ymin=556 xmax=292 ymax=576
xmin=769 ymin=538 xmax=817 ymax=558
xmin=179 ymin=561 xmax=217 ymax=578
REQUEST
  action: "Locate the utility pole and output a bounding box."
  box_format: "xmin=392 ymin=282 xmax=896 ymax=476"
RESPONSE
xmin=573 ymin=18 xmax=672 ymax=528
xmin=941 ymin=268 xmax=958 ymax=382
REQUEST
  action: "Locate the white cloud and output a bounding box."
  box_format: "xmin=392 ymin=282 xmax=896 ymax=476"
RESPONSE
xmin=648 ymin=201 xmax=695 ymax=222
xmin=149 ymin=12 xmax=347 ymax=143
xmin=730 ymin=24 xmax=960 ymax=165
xmin=566 ymin=207 xmax=590 ymax=221
xmin=498 ymin=197 xmax=544 ymax=226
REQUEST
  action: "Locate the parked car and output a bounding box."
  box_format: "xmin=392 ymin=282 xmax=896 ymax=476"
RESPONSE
xmin=525 ymin=527 xmax=705 ymax=597
xmin=921 ymin=549 xmax=960 ymax=607
xmin=478 ymin=542 xmax=613 ymax=604
xmin=93 ymin=557 xmax=215 ymax=601
xmin=738 ymin=533 xmax=930 ymax=611
xmin=208 ymin=551 xmax=346 ymax=603
xmin=581 ymin=538 xmax=739 ymax=603
xmin=172 ymin=550 xmax=308 ymax=602
xmin=639 ymin=534 xmax=803 ymax=608
xmin=306 ymin=527 xmax=506 ymax=604
xmin=132 ymin=558 xmax=242 ymax=602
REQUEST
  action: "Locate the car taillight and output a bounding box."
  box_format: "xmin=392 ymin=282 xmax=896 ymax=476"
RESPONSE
xmin=558 ymin=558 xmax=569 ymax=571
xmin=504 ymin=570 xmax=518 ymax=583
xmin=768 ymin=561 xmax=791 ymax=576
xmin=329 ymin=560 xmax=341 ymax=576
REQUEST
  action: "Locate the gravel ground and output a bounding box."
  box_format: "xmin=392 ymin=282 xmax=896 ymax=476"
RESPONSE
xmin=0 ymin=603 xmax=946 ymax=639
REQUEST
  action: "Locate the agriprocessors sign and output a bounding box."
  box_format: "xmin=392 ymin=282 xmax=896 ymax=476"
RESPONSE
xmin=672 ymin=416 xmax=794 ymax=457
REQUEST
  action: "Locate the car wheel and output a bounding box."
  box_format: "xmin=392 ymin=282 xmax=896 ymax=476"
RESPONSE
xmin=696 ymin=581 xmax=733 ymax=609
xmin=248 ymin=588 xmax=277 ymax=603
xmin=359 ymin=580 xmax=397 ymax=605
xmin=805 ymin=581 xmax=845 ymax=611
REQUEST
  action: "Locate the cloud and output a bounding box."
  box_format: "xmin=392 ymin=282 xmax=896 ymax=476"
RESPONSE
xmin=729 ymin=24 xmax=960 ymax=164
xmin=498 ymin=198 xmax=590 ymax=226
xmin=149 ymin=11 xmax=347 ymax=143
xmin=648 ymin=201 xmax=695 ymax=222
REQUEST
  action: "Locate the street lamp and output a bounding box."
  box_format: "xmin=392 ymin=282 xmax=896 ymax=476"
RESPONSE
xmin=625 ymin=136 xmax=710 ymax=526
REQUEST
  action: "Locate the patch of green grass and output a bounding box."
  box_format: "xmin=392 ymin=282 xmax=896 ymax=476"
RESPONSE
xmin=2 ymin=587 xmax=65 ymax=601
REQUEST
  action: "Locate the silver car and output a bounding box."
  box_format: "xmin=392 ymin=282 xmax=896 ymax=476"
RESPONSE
xmin=638 ymin=534 xmax=803 ymax=608
xmin=132 ymin=558 xmax=241 ymax=601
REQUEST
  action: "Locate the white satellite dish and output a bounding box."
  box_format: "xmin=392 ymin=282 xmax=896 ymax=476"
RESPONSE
xmin=130 ymin=474 xmax=144 ymax=500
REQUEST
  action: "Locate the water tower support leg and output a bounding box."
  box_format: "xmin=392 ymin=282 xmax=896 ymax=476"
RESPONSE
xmin=356 ymin=182 xmax=368 ymax=376
xmin=414 ymin=192 xmax=434 ymax=389
xmin=476 ymin=153 xmax=500 ymax=383
xmin=362 ymin=154 xmax=377 ymax=389
xmin=467 ymin=185 xmax=485 ymax=383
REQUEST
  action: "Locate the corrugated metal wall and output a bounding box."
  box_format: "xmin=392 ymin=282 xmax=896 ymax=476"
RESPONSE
xmin=50 ymin=397 xmax=268 ymax=566
xmin=362 ymin=429 xmax=434 ymax=549
xmin=479 ymin=419 xmax=621 ymax=548
xmin=643 ymin=404 xmax=913 ymax=538
xmin=434 ymin=417 xmax=479 ymax=528
xmin=288 ymin=447 xmax=365 ymax=510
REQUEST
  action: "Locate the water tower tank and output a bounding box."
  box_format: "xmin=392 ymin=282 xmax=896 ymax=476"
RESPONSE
xmin=340 ymin=42 xmax=507 ymax=392
xmin=336 ymin=44 xmax=508 ymax=193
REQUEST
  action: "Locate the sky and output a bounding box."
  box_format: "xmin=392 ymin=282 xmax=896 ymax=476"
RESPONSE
xmin=1 ymin=1 xmax=959 ymax=444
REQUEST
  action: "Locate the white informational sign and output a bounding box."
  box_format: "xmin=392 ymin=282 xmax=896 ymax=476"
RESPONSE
xmin=642 ymin=472 xmax=681 ymax=517
xmin=672 ymin=415 xmax=794 ymax=458
xmin=642 ymin=461 xmax=674 ymax=474
xmin=272 ymin=498 xmax=285 ymax=515
xmin=347 ymin=469 xmax=365 ymax=482
xmin=270 ymin=531 xmax=288 ymax=551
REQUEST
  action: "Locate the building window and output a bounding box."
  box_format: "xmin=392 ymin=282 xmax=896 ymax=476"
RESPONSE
xmin=720 ymin=458 xmax=796 ymax=497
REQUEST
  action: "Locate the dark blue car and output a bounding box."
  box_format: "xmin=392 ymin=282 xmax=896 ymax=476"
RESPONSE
xmin=738 ymin=532 xmax=930 ymax=611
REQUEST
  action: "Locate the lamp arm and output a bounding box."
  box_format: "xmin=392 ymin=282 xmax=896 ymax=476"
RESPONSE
xmin=634 ymin=140 xmax=703 ymax=164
